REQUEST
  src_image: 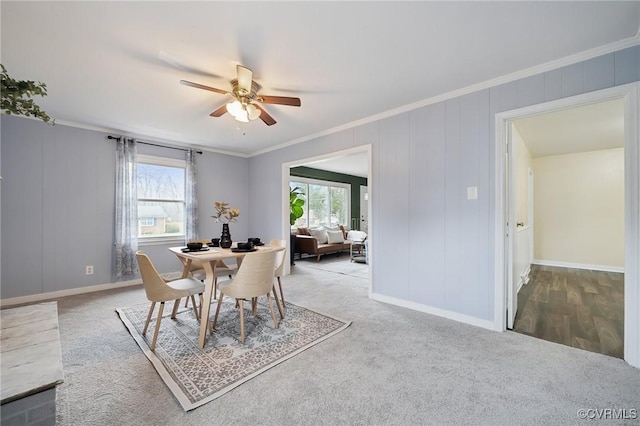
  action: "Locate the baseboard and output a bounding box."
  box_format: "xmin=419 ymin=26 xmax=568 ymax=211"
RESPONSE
xmin=370 ymin=293 xmax=496 ymax=331
xmin=533 ymin=259 xmax=624 ymax=273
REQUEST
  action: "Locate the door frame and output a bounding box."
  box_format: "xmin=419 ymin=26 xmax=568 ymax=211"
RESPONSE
xmin=493 ymin=83 xmax=640 ymax=368
xmin=281 ymin=145 xmax=373 ymax=296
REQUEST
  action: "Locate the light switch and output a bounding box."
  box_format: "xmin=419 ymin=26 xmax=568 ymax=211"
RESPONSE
xmin=467 ymin=186 xmax=478 ymax=200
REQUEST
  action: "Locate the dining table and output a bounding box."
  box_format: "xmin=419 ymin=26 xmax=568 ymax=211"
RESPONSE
xmin=169 ymin=244 xmax=285 ymax=349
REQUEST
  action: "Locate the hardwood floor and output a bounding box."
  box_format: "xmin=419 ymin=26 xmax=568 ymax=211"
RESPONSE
xmin=513 ymin=265 xmax=624 ymax=359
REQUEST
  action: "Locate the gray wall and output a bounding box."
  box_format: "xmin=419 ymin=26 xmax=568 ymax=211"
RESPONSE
xmin=2 ymin=46 xmax=638 ymax=312
xmin=248 ymin=46 xmax=640 ymax=323
xmin=0 ymin=117 xmax=249 ymax=299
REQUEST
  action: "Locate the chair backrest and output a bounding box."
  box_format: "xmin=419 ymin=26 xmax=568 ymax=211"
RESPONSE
xmin=269 ymin=239 xmax=287 ymax=277
xmin=221 ymin=250 xmax=277 ymax=299
xmin=136 ymin=251 xmax=190 ymax=302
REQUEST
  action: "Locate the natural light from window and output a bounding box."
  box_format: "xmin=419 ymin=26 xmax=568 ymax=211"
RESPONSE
xmin=137 ymin=155 xmax=186 ymax=240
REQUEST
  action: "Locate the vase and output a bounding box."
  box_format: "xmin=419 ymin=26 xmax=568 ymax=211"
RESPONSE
xmin=220 ymin=223 xmax=232 ymax=249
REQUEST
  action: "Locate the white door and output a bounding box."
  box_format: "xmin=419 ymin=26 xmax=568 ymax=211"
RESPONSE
xmin=506 ymin=127 xmax=517 ymax=329
xmin=360 ymin=185 xmax=368 ymax=233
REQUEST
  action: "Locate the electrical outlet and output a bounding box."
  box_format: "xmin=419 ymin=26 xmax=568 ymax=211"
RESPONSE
xmin=85 ymin=265 xmax=94 ymax=275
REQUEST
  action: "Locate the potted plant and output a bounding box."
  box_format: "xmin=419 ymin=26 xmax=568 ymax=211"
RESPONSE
xmin=1 ymin=64 xmax=54 ymax=124
xmin=289 ymin=186 xmax=305 ymax=264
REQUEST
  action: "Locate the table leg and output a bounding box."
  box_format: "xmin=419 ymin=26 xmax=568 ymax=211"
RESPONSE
xmin=197 ymin=260 xmax=217 ymax=349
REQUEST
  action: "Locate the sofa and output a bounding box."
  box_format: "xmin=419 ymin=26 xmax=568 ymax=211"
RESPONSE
xmin=294 ymin=226 xmax=351 ymax=261
xmin=294 ymin=226 xmax=367 ymax=262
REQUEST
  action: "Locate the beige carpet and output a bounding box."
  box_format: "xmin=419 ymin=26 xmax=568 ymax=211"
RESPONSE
xmin=117 ymin=298 xmax=350 ymax=411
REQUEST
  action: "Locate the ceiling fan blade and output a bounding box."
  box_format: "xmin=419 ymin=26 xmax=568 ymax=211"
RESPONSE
xmin=236 ymin=65 xmax=253 ymax=94
xmin=254 ymin=104 xmax=276 ymax=126
xmin=258 ymin=95 xmax=301 ymax=107
xmin=180 ymin=80 xmax=228 ymax=95
xmin=209 ymin=104 xmax=228 ymax=117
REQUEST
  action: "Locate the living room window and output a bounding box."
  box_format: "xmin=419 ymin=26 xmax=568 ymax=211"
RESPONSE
xmin=137 ymin=154 xmax=186 ymax=242
xmin=290 ymin=178 xmax=350 ymax=228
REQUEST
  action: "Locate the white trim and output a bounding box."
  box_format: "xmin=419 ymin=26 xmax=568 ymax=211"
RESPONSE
xmin=252 ymin=35 xmax=640 ymax=158
xmin=533 ymin=259 xmax=624 ymax=274
xmin=495 ymin=83 xmax=640 ymax=368
xmin=0 ymin=278 xmax=142 ymax=308
xmin=371 ymin=293 xmax=496 ymax=332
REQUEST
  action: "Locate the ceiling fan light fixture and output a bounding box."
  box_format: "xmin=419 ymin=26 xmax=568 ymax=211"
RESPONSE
xmin=246 ymin=103 xmax=261 ymax=120
xmin=226 ymin=100 xmax=243 ymax=117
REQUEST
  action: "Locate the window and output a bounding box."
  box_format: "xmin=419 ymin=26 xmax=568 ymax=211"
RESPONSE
xmin=137 ymin=154 xmax=186 ymax=241
xmin=290 ymin=178 xmax=350 ymax=228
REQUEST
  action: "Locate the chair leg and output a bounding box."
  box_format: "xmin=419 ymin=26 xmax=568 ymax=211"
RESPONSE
xmin=190 ymin=295 xmax=199 ymax=319
xmin=171 ymin=298 xmax=181 ymax=319
xmin=238 ymin=299 xmax=246 ymax=344
xmin=277 ymin=276 xmax=285 ymax=306
xmin=266 ymin=293 xmax=279 ymax=329
xmin=272 ymin=285 xmax=284 ymax=319
xmin=143 ymin=302 xmax=156 ymax=335
xmin=151 ymin=302 xmax=165 ymax=351
xmin=211 ymin=293 xmax=224 ymax=333
xmin=251 ymin=297 xmax=257 ymax=316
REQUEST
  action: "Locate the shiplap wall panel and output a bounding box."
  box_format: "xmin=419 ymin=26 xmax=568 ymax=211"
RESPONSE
xmin=408 ymin=103 xmax=445 ymax=305
xmin=458 ymin=92 xmax=486 ymax=318
xmin=1 ymin=121 xmax=45 ymax=298
xmin=516 ymin=74 xmax=546 ymax=109
xmin=583 ymin=53 xmax=615 ymax=92
xmin=561 ymin=62 xmax=584 ymax=98
xmin=444 ymin=98 xmax=463 ymax=308
xmin=614 ymin=46 xmax=640 ymax=85
xmin=375 ymin=114 xmax=410 ymax=298
xmin=543 ymin=69 xmax=563 ymax=102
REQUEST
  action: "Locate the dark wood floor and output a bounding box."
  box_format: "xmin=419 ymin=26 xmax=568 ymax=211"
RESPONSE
xmin=513 ymin=265 xmax=624 ymax=359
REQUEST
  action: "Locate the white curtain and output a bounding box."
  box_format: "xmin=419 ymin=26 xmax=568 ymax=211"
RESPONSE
xmin=185 ymin=149 xmax=199 ymax=241
xmin=114 ymin=138 xmax=138 ymax=277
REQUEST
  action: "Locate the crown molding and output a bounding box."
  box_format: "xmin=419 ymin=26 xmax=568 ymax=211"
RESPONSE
xmin=250 ymin=33 xmax=640 ymax=158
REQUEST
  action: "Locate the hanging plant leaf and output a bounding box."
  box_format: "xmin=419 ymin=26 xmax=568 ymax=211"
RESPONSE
xmin=1 ymin=64 xmax=54 ymax=124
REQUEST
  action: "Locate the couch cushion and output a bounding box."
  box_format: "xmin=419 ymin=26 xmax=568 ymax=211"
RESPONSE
xmin=309 ymin=228 xmax=328 ymax=244
xmin=326 ymin=229 xmax=345 ymax=244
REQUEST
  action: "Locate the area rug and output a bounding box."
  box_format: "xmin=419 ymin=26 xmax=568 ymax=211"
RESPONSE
xmin=116 ymin=299 xmax=351 ymax=411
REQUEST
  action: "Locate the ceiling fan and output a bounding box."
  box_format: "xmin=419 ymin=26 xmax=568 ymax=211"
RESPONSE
xmin=180 ymin=65 xmax=301 ymax=126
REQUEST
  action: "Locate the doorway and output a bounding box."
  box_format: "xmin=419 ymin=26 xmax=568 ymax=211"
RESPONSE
xmin=281 ymin=145 xmax=372 ymax=292
xmin=494 ymin=83 xmax=640 ymax=368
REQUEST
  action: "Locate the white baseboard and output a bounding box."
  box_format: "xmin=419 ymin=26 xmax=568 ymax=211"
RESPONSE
xmin=0 ymin=271 xmax=182 ymax=308
xmin=533 ymin=259 xmax=624 ymax=273
xmin=370 ymin=292 xmax=497 ymax=331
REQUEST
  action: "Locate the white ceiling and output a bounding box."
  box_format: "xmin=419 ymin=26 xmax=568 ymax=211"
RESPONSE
xmin=2 ymin=2 xmax=639 ymax=156
xmin=514 ymin=98 xmax=625 ymax=158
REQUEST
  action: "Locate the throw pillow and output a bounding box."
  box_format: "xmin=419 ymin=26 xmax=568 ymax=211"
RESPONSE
xmin=326 ymin=230 xmax=345 ymax=244
xmin=309 ymin=227 xmax=329 ymax=244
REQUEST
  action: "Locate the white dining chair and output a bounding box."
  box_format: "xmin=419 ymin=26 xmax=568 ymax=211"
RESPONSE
xmin=136 ymin=251 xmax=205 ymax=351
xmin=211 ymin=250 xmax=279 ymax=344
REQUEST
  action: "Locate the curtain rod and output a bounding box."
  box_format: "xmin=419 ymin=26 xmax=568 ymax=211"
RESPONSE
xmin=106 ymin=135 xmax=202 ymax=154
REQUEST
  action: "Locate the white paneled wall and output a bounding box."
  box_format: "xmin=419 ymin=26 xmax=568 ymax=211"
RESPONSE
xmin=248 ymin=46 xmax=639 ymax=327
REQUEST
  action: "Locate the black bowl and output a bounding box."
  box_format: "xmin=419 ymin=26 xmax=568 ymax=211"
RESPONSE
xmin=237 ymin=242 xmax=254 ymax=251
xmin=210 ymin=238 xmax=220 ymax=247
xmin=187 ymin=242 xmax=203 ymax=251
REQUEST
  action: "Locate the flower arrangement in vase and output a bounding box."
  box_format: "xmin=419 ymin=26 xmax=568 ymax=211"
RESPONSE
xmin=211 ymin=201 xmax=240 ymax=248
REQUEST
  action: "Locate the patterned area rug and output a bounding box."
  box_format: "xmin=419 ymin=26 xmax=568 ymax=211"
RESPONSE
xmin=116 ymin=299 xmax=350 ymax=411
